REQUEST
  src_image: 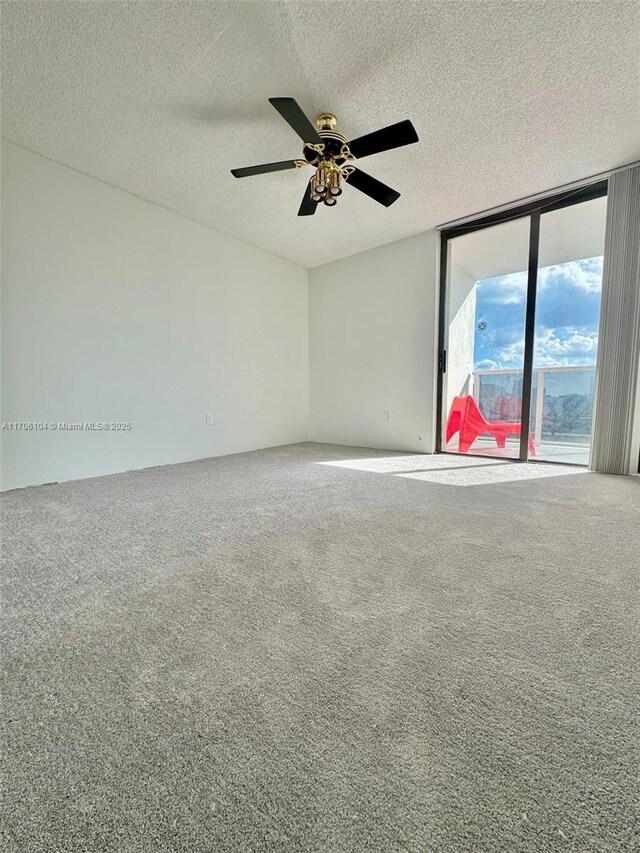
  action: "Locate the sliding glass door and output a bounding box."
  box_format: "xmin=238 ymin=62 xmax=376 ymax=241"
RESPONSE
xmin=437 ymin=184 xmax=607 ymax=465
xmin=527 ymin=197 xmax=607 ymax=464
xmin=442 ymin=217 xmax=531 ymax=459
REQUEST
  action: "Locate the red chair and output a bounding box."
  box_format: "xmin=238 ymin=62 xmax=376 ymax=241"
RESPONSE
xmin=446 ymin=395 xmax=535 ymax=455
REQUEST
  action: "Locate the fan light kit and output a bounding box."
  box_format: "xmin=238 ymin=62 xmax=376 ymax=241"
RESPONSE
xmin=231 ymin=99 xmax=419 ymax=216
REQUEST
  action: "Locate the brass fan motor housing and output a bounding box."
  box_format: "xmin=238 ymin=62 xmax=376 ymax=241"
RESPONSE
xmin=316 ymin=113 xmax=337 ymax=131
xmin=302 ymin=114 xmax=351 ymax=167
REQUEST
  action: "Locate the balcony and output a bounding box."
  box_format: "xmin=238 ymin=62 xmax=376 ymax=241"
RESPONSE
xmin=444 ymin=365 xmax=595 ymax=466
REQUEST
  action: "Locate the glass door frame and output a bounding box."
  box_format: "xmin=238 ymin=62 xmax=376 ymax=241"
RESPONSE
xmin=436 ymin=179 xmax=609 ymax=463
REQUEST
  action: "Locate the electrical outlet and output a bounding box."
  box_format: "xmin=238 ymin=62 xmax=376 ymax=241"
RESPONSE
xmin=383 ymin=410 xmax=390 ymax=422
xmin=205 ymin=412 xmax=214 ymax=425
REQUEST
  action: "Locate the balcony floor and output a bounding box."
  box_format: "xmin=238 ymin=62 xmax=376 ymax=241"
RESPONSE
xmin=444 ymin=435 xmax=590 ymax=466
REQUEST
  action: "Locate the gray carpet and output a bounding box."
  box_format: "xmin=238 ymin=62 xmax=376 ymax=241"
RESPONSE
xmin=2 ymin=442 xmax=639 ymax=853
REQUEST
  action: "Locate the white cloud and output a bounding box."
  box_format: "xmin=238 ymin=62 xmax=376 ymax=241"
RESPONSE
xmin=477 ymin=270 xmax=527 ymax=304
xmin=494 ymin=339 xmax=524 ymax=366
xmin=533 ymin=329 xmax=598 ymax=367
xmin=536 ymin=329 xmax=597 ymax=355
xmin=475 ymin=358 xmax=500 ymax=371
xmin=490 ymin=328 xmax=599 ymax=369
xmin=476 ymin=257 xmax=603 ymax=305
xmin=538 ymin=257 xmax=603 ymax=294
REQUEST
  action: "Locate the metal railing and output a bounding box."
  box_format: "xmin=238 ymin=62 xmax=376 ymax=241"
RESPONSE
xmin=472 ymin=365 xmax=596 ymax=445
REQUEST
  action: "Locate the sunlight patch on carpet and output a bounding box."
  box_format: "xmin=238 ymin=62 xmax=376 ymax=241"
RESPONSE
xmin=399 ymin=462 xmax=587 ymax=487
xmin=317 ymin=454 xmax=505 ymax=474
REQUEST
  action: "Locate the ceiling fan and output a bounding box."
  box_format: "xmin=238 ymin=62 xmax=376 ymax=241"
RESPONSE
xmin=231 ymin=98 xmax=419 ymax=216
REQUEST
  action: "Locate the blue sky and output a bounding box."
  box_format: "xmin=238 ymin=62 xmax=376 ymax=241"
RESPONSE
xmin=473 ymin=257 xmax=603 ymax=371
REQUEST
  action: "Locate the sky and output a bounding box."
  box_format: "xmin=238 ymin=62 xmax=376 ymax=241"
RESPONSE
xmin=473 ymin=256 xmax=603 ymax=372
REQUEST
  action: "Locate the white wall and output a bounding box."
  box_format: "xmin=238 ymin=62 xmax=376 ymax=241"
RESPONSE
xmin=1 ymin=142 xmax=309 ymax=491
xmin=444 ymin=260 xmax=477 ymax=416
xmin=308 ymin=232 xmax=439 ymax=454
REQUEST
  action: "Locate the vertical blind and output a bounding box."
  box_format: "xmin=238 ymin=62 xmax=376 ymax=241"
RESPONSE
xmin=590 ymin=166 xmax=640 ymax=474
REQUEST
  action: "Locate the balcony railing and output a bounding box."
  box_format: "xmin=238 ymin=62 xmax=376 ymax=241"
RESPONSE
xmin=472 ymin=365 xmax=596 ymax=446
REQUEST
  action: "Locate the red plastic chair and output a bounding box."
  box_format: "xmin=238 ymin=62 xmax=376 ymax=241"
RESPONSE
xmin=446 ymin=395 xmax=535 ymax=455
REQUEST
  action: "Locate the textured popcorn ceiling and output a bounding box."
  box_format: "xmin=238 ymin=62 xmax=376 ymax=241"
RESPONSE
xmin=2 ymin=1 xmax=639 ymax=268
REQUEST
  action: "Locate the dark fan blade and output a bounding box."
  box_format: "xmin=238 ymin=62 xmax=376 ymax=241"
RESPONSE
xmin=298 ymin=182 xmax=317 ymax=216
xmin=345 ymin=168 xmax=400 ymax=207
xmin=269 ymin=98 xmax=324 ymax=145
xmin=348 ymin=119 xmax=418 ymax=160
xmin=231 ymin=160 xmax=299 ymax=178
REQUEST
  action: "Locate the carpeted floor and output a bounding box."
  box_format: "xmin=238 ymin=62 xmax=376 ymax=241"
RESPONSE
xmin=2 ymin=442 xmax=639 ymax=852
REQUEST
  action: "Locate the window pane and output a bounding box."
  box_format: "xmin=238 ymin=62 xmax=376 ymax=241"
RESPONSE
xmin=443 ymin=217 xmax=530 ymax=459
xmin=529 ymin=196 xmax=606 ymax=464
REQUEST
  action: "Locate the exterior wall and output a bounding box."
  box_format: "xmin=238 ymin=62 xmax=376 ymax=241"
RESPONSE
xmin=444 ymin=260 xmax=477 ymax=420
